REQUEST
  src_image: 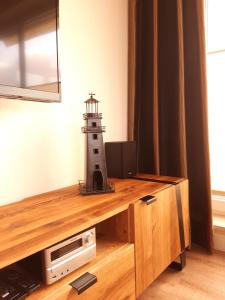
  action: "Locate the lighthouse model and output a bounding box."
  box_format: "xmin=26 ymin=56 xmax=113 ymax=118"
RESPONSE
xmin=79 ymin=94 xmax=115 ymax=195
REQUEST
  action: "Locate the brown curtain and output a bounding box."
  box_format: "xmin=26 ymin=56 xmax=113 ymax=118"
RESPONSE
xmin=128 ymin=0 xmax=213 ymax=251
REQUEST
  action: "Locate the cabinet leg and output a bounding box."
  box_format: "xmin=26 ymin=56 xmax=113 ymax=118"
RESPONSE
xmin=170 ymin=251 xmax=186 ymax=271
xmin=187 ymin=243 xmax=192 ymax=251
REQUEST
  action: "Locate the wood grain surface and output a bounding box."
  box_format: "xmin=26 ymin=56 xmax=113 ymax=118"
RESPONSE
xmin=140 ymin=246 xmax=225 ymax=300
xmin=0 ymin=177 xmax=176 ymax=268
xmin=135 ymin=173 xmax=186 ymax=183
xmin=0 ymin=175 xmax=189 ymax=300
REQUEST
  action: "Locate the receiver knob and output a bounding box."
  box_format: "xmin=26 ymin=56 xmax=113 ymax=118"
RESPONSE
xmin=84 ymin=232 xmax=93 ymax=244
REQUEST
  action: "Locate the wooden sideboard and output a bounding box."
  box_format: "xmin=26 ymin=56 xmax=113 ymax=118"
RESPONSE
xmin=0 ymin=174 xmax=190 ymax=299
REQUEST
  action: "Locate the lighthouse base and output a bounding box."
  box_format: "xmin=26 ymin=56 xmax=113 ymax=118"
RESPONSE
xmin=79 ymin=181 xmax=115 ymax=195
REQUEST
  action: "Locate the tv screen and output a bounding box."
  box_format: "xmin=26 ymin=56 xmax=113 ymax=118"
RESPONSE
xmin=0 ymin=0 xmax=60 ymax=102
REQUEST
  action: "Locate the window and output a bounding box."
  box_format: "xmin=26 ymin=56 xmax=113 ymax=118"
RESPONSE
xmin=205 ymin=0 xmax=225 ymax=252
xmin=206 ymin=0 xmax=225 ymax=193
xmin=92 ymin=122 xmax=97 ymax=127
xmin=93 ymin=134 xmax=98 ymax=140
xmin=93 ymin=149 xmax=99 ymax=154
xmin=95 ymin=164 xmax=100 ymax=169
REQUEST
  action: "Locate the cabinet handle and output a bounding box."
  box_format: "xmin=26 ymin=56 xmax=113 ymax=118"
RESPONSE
xmin=70 ymin=272 xmax=97 ymax=295
xmin=140 ymin=195 xmax=157 ymax=205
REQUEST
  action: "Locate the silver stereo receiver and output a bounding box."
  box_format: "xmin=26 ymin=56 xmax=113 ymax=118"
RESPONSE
xmin=43 ymin=227 xmax=96 ymax=284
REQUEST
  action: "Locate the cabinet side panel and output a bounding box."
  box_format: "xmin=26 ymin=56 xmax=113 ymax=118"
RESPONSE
xmin=179 ymin=180 xmax=190 ymax=247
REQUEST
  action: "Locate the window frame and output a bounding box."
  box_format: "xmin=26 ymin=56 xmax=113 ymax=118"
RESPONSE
xmin=205 ymin=0 xmax=225 ymax=200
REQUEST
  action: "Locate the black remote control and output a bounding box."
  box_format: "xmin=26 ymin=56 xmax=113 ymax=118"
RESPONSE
xmin=0 ymin=279 xmax=26 ymax=300
xmin=0 ymin=269 xmax=40 ymax=295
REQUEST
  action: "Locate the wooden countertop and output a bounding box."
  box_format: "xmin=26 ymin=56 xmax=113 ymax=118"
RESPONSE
xmin=0 ymin=175 xmax=185 ymax=269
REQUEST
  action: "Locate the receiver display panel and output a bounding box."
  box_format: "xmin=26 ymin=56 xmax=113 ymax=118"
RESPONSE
xmin=51 ymin=239 xmax=82 ymax=261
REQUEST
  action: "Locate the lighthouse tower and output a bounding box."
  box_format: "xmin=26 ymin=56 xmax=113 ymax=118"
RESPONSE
xmin=79 ymin=93 xmax=115 ymax=195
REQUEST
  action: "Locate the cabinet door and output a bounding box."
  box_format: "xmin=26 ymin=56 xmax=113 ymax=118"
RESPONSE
xmin=131 ymin=181 xmax=189 ymax=297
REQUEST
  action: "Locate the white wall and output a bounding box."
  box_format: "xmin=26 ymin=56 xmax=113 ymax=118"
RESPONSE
xmin=0 ymin=0 xmax=128 ymax=205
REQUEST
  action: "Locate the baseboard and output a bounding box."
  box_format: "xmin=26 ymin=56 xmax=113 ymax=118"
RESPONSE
xmin=213 ymin=214 xmax=225 ymax=252
xmin=213 ymin=231 xmax=225 ymax=252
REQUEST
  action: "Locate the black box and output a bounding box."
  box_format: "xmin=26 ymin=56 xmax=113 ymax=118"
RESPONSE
xmin=105 ymin=141 xmax=137 ymax=178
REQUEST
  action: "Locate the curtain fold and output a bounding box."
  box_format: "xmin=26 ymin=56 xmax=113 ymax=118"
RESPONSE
xmin=129 ymin=0 xmax=213 ymax=251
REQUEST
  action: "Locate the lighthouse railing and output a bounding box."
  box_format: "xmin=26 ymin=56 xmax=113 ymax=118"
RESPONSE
xmin=83 ymin=113 xmax=102 ymax=120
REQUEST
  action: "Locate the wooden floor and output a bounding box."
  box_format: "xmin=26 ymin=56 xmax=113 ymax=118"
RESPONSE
xmin=139 ymin=246 xmax=225 ymax=300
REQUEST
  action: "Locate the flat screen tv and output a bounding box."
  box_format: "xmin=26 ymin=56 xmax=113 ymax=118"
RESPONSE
xmin=0 ymin=0 xmax=60 ymax=102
